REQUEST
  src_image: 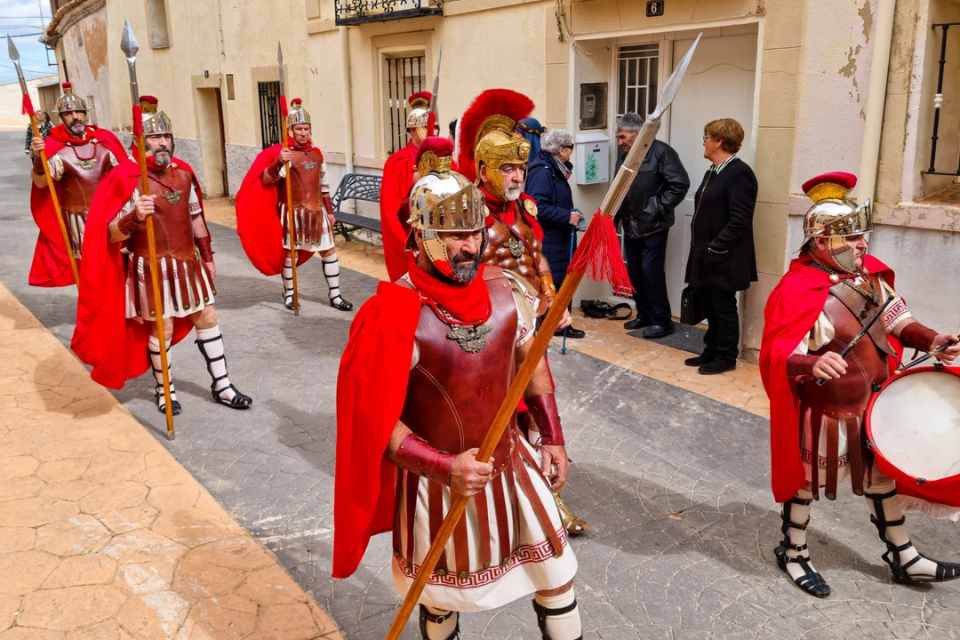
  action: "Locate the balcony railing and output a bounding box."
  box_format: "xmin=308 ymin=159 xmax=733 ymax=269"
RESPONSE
xmin=926 ymin=22 xmax=960 ymax=177
xmin=334 ymin=0 xmax=442 ymax=25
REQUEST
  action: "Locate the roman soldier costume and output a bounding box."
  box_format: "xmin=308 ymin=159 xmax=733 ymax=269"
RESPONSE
xmin=457 ymin=89 xmax=586 ymax=537
xmin=28 ymin=82 xmax=126 ymax=286
xmin=760 ymin=171 xmax=960 ymax=598
xmin=71 ymin=105 xmax=251 ymax=415
xmin=236 ymin=98 xmax=352 ymax=311
xmin=334 ymin=151 xmax=582 ymax=640
xmin=380 ymin=91 xmax=433 ymax=281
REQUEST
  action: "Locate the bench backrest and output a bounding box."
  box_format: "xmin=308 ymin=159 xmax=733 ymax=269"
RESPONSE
xmin=331 ymin=173 xmax=382 ymax=213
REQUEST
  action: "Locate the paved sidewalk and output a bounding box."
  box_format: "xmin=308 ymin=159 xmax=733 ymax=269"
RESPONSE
xmin=0 ymin=284 xmax=340 ymax=639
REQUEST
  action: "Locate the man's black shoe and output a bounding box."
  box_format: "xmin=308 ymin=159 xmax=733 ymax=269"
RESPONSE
xmin=684 ymin=353 xmax=713 ymax=367
xmin=624 ymin=318 xmax=650 ymax=330
xmin=698 ymin=359 xmax=737 ymax=375
xmin=554 ymin=326 xmax=586 ymax=339
xmin=641 ymin=323 xmax=674 ymax=339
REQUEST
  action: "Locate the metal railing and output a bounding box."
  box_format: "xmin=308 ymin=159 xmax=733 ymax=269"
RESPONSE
xmin=926 ymin=22 xmax=960 ymax=177
xmin=334 ymin=0 xmax=442 ymax=25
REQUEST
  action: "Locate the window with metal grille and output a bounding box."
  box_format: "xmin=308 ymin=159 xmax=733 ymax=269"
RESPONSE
xmin=258 ymin=81 xmax=282 ymax=149
xmin=617 ymin=44 xmax=659 ymax=117
xmin=382 ymin=53 xmax=426 ymax=156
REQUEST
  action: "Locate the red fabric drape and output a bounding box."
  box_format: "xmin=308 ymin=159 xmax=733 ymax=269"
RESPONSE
xmin=379 ymin=142 xmax=418 ymax=281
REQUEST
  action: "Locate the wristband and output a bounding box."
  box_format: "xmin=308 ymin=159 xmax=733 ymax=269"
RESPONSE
xmin=786 ymin=353 xmax=818 ymax=382
xmin=117 ymin=211 xmax=142 ymax=236
xmin=899 ymin=322 xmax=938 ymax=352
xmin=394 ymin=433 xmax=455 ymax=485
xmin=525 ymin=393 xmax=564 ymax=446
xmin=195 ymin=235 xmax=214 ymax=262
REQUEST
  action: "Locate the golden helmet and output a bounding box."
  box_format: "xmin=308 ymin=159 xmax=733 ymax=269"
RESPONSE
xmin=801 ymin=171 xmax=872 ymax=273
xmin=288 ymin=98 xmax=311 ymax=127
xmin=55 ymin=82 xmax=87 ymax=114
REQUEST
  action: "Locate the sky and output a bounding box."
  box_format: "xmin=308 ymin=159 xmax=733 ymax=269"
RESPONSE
xmin=0 ymin=0 xmax=58 ymax=86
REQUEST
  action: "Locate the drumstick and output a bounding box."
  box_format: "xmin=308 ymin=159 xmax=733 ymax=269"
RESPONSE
xmin=897 ymin=336 xmax=959 ymax=372
xmin=816 ymin=295 xmax=896 ymax=386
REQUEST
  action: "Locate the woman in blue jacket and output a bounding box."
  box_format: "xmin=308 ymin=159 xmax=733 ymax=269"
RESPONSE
xmin=525 ymin=128 xmax=586 ymax=339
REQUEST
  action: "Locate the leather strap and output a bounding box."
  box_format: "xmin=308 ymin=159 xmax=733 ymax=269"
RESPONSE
xmin=394 ymin=433 xmax=455 ymax=486
xmin=525 ymin=394 xmax=564 ymax=446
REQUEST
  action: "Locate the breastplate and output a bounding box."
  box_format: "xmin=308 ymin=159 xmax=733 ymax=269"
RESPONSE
xmin=799 ymin=292 xmax=890 ymax=417
xmin=400 ymin=270 xmax=519 ymax=471
xmin=130 ymin=168 xmax=196 ymax=260
xmin=57 ymin=141 xmax=114 ymax=212
xmin=482 ymin=203 xmax=543 ymax=292
xmin=286 ymin=150 xmax=324 ymax=209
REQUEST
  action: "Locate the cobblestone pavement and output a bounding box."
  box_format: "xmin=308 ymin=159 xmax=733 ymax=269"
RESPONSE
xmin=3 ymin=132 xmax=960 ymax=639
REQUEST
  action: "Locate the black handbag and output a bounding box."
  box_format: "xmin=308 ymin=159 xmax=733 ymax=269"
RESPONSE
xmin=680 ymin=286 xmax=706 ymax=325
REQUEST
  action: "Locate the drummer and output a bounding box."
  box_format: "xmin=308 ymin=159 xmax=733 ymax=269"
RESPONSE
xmin=759 ymin=171 xmax=960 ymax=598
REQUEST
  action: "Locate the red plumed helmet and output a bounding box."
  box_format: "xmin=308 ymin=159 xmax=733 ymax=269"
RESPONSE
xmin=408 ymin=91 xmax=432 ymax=110
xmin=801 ymin=171 xmax=858 ymax=197
xmin=290 ymin=97 xmax=303 ymax=107
xmin=456 ymin=88 xmax=534 ymax=182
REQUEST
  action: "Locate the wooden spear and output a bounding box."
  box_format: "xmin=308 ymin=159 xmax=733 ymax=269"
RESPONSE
xmin=8 ymin=35 xmax=80 ymax=287
xmin=385 ymin=33 xmax=703 ymax=639
xmin=278 ymin=43 xmax=301 ymax=315
xmin=121 ymin=21 xmax=176 ymax=440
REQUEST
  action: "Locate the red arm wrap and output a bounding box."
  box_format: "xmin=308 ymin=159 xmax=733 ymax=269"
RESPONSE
xmin=117 ymin=211 xmax=142 ymax=237
xmin=32 ymin=153 xmax=45 ymax=175
xmin=195 ymin=235 xmax=214 ymax=262
xmin=323 ymin=193 xmax=336 ymax=218
xmin=786 ymin=353 xmax=818 ymax=383
xmin=899 ymin=321 xmax=938 ymax=352
xmin=525 ymin=393 xmax=564 ymax=446
xmin=393 ymin=433 xmax=455 ymax=485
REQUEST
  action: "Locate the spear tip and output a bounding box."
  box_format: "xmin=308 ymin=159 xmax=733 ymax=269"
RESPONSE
xmin=277 ymin=42 xmax=283 ymax=65
xmin=120 ymin=19 xmax=139 ymax=58
xmin=7 ymin=35 xmax=19 ymax=62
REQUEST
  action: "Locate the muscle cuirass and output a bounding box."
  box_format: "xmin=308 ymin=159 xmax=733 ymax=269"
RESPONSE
xmin=798 ymin=279 xmax=892 ymax=417
xmin=481 ymin=202 xmax=544 ymax=293
xmin=284 ymin=149 xmax=324 ymax=210
xmin=130 ymin=168 xmax=196 ymax=260
xmin=57 ymin=141 xmax=114 ymax=213
xmin=400 ymin=270 xmax=519 ymax=472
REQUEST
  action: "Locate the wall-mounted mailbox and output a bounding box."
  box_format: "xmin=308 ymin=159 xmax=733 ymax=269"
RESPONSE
xmin=574 ymin=131 xmax=610 ymax=185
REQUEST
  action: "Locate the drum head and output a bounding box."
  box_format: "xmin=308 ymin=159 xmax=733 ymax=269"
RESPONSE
xmin=869 ymin=369 xmax=960 ymax=481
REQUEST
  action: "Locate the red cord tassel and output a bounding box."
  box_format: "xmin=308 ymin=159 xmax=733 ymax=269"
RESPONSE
xmin=22 ymin=92 xmax=35 ymax=116
xmin=132 ymin=104 xmax=143 ymax=138
xmin=569 ymin=209 xmax=633 ymax=296
xmin=279 ymin=94 xmax=290 ymax=146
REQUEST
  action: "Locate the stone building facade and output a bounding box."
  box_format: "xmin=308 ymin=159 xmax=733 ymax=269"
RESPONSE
xmin=42 ymin=0 xmax=960 ymax=359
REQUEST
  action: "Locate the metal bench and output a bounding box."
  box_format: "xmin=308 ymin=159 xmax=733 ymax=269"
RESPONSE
xmin=331 ymin=173 xmax=382 ymax=241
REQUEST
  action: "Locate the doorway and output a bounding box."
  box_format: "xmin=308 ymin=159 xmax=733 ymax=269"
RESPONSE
xmin=195 ymin=88 xmax=229 ymax=197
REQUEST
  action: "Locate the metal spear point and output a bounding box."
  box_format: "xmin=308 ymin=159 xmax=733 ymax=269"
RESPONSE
xmin=7 ymin=36 xmax=28 ymax=95
xmin=277 ymin=42 xmax=286 ymax=96
xmin=120 ymin=20 xmax=141 ymax=103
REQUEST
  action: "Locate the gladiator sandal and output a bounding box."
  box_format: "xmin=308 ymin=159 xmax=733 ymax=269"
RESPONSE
xmin=195 ymin=327 xmax=253 ymax=410
xmin=553 ymin=492 xmax=587 ymax=537
xmin=866 ymin=489 xmax=960 ymax=584
xmin=773 ymin=496 xmax=830 ymax=598
xmin=148 ymin=336 xmax=181 ymax=416
xmin=532 ymin=597 xmax=583 ymax=640
xmin=418 ymin=605 xmax=460 ymax=640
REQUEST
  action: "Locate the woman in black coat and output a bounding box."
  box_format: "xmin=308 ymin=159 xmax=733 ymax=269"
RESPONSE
xmin=525 ymin=128 xmax=586 ymax=338
xmin=684 ymin=118 xmax=758 ymax=374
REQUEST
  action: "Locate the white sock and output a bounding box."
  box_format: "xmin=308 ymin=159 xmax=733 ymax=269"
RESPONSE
xmin=422 ymin=606 xmax=458 ymax=640
xmin=195 ymin=325 xmax=235 ymax=402
xmin=534 ymin=589 xmax=581 ymax=640
xmin=782 ymin=490 xmax=817 ymax=582
xmin=147 ymin=335 xmax=177 ymax=408
xmin=282 ymin=255 xmax=294 ymax=304
xmin=322 ymin=254 xmax=343 ymax=303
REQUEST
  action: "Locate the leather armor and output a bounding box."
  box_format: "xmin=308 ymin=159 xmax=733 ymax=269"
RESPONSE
xmin=481 ymin=198 xmax=546 ymax=294
xmin=130 ymin=167 xmax=197 ymax=260
xmin=284 ymin=148 xmax=326 ymax=211
xmin=400 ymin=268 xmax=519 ymax=473
xmin=57 ymin=140 xmax=114 ymax=214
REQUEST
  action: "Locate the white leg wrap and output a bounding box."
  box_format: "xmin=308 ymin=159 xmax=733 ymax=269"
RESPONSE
xmin=147 ymin=335 xmax=176 ymax=407
xmin=195 ymin=325 xmax=235 ymax=402
xmin=282 ymin=255 xmax=294 ymax=304
xmin=534 ymin=589 xmax=582 ymax=640
xmin=322 ymin=254 xmax=342 ymax=302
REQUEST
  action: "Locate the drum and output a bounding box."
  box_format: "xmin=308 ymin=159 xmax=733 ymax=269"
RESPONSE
xmin=865 ymin=366 xmax=960 ymax=507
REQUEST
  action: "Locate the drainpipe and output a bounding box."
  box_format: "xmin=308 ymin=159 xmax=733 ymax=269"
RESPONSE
xmin=339 ymin=25 xmax=356 ymax=173
xmin=857 ymin=0 xmax=896 ymax=203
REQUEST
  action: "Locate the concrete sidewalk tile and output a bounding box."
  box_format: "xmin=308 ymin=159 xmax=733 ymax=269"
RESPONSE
xmin=0 ymin=282 xmax=342 ymax=638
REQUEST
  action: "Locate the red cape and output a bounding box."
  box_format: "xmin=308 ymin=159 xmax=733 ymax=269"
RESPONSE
xmin=759 ymin=255 xmax=901 ymax=502
xmin=333 ymin=280 xmax=421 ymax=578
xmin=29 ymin=125 xmax=127 ymax=287
xmin=235 ymin=144 xmax=314 ymax=276
xmin=379 ymin=142 xmax=417 ymax=281
xmin=70 ymin=158 xmax=202 ymax=389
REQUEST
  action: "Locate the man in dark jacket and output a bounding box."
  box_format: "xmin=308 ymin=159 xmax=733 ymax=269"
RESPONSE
xmin=684 ymin=118 xmax=758 ymax=374
xmin=526 ymin=127 xmax=586 ymax=339
xmin=614 ymin=113 xmax=690 ymax=338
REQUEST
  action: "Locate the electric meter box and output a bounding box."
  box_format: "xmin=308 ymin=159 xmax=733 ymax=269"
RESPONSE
xmin=574 ymin=131 xmax=610 ymax=185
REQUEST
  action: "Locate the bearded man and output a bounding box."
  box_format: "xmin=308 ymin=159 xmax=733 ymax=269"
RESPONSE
xmin=28 ymin=82 xmax=126 ymax=286
xmin=335 ymin=149 xmax=582 ymax=640
xmin=72 ymin=105 xmax=251 ymax=415
xmin=760 ymin=171 xmax=960 ymax=598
